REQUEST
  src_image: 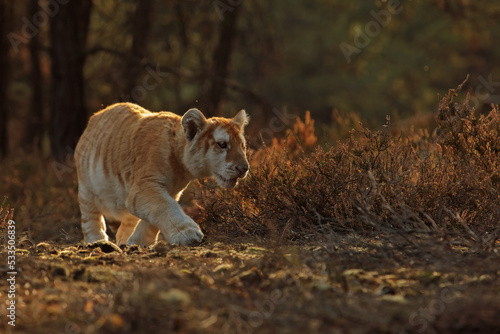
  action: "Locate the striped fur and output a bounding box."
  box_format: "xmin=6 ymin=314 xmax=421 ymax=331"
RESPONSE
xmin=74 ymin=102 xmax=249 ymax=246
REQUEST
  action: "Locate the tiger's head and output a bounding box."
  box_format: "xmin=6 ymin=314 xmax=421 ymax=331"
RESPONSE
xmin=181 ymin=108 xmax=249 ymax=188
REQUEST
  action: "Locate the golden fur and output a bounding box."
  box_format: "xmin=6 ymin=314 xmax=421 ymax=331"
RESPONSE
xmin=74 ymin=102 xmax=249 ymax=246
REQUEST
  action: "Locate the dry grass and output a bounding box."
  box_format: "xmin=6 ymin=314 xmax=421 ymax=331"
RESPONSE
xmin=0 ymin=152 xmax=81 ymax=245
xmin=0 ymin=197 xmax=14 ymax=244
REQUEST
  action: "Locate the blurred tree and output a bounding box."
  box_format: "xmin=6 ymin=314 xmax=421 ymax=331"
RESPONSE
xmin=3 ymin=0 xmax=500 ymax=158
xmin=123 ymin=0 xmax=154 ymax=101
xmin=0 ymin=0 xmax=11 ymax=157
xmin=49 ymin=0 xmax=92 ymax=160
xmin=25 ymin=0 xmax=43 ymax=150
xmin=201 ymin=3 xmax=241 ymax=116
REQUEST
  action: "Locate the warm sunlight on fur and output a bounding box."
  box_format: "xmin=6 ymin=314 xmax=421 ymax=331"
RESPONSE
xmin=74 ymin=103 xmax=249 ymax=246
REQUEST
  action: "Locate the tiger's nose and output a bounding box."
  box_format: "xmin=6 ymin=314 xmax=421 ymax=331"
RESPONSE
xmin=235 ymin=164 xmax=249 ymax=177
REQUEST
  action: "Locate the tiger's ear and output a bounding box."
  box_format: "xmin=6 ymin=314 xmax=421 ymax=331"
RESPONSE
xmin=231 ymin=109 xmax=249 ymax=129
xmin=182 ymin=108 xmax=206 ymax=141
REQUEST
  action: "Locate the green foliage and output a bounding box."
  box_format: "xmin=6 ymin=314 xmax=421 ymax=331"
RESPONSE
xmin=234 ymin=0 xmax=500 ymax=120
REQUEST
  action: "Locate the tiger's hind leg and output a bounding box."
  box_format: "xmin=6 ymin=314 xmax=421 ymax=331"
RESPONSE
xmin=127 ymin=220 xmax=159 ymax=247
xmin=78 ymin=191 xmax=109 ymax=244
xmin=115 ymin=215 xmax=140 ymax=245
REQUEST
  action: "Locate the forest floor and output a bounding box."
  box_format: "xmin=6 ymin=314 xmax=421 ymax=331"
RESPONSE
xmin=1 ymin=234 xmax=500 ymax=334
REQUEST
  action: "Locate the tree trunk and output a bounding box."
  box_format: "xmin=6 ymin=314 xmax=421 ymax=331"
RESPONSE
xmin=25 ymin=0 xmax=44 ymax=150
xmin=203 ymin=5 xmax=241 ymax=116
xmin=0 ymin=0 xmax=11 ymax=157
xmin=49 ymin=0 xmax=92 ymax=160
xmin=123 ymin=0 xmax=154 ymax=102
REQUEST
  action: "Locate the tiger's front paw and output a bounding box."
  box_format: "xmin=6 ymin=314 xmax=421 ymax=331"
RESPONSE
xmin=168 ymin=224 xmax=204 ymax=246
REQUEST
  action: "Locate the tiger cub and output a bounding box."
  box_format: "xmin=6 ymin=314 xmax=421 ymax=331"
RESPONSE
xmin=74 ymin=103 xmax=249 ymax=246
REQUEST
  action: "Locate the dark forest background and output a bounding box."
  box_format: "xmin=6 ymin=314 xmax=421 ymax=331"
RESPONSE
xmin=1 ymin=0 xmax=500 ymax=160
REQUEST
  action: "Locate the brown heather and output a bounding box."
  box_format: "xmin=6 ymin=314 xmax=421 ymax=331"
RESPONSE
xmin=196 ymin=80 xmax=500 ymax=250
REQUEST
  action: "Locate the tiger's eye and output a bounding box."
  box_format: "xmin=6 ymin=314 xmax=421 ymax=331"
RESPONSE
xmin=217 ymin=142 xmax=227 ymax=149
